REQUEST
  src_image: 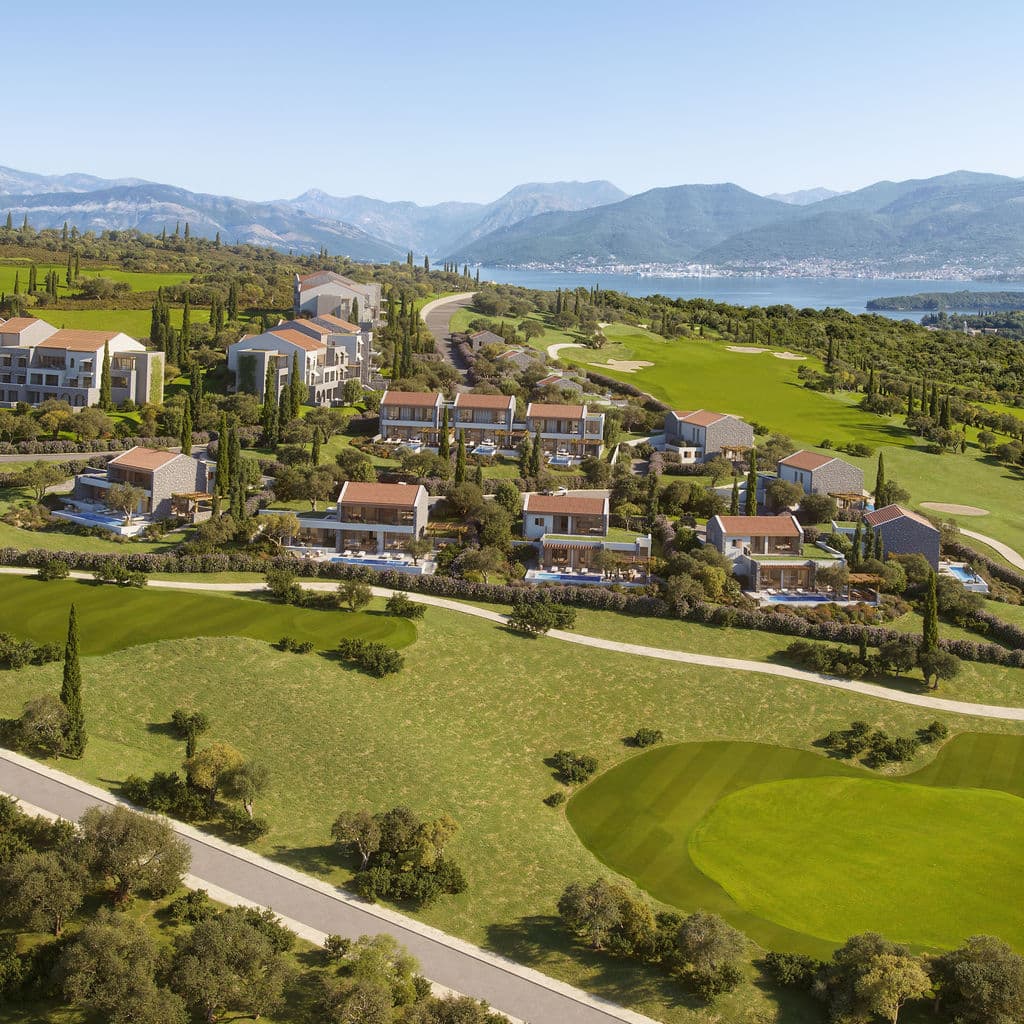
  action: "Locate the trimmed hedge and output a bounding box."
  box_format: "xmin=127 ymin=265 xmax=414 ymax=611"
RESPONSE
xmin=0 ymin=434 xmax=210 ymax=456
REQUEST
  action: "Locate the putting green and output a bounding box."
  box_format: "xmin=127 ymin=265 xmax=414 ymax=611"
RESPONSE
xmin=690 ymin=777 xmax=1024 ymax=948
xmin=566 ymin=736 xmax=1024 ymax=955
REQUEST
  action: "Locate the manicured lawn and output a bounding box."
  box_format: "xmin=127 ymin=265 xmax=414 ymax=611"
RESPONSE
xmin=29 ymin=305 xmax=202 ymax=338
xmin=2 ymin=597 xmax=1023 ymax=1023
xmin=0 ymin=262 xmax=192 ymax=297
xmin=569 ymin=736 xmax=1024 ymax=957
xmin=0 ymin=574 xmax=414 ymax=654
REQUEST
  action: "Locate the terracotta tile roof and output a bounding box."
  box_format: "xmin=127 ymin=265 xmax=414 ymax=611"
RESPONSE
xmin=287 ymin=319 xmax=333 ymax=335
xmin=339 ymin=481 xmax=423 ymax=507
xmin=524 ymin=493 xmax=607 ymax=516
xmin=527 ymin=402 xmax=585 ymax=419
xmin=713 ymin=514 xmax=802 ymax=537
xmin=108 ymin=446 xmax=179 ymax=472
xmin=313 ymin=314 xmax=360 ymax=332
xmin=864 ymin=504 xmax=938 ymax=530
xmin=778 ymin=450 xmax=836 ymax=472
xmin=671 ymin=409 xmax=731 ymax=427
xmin=453 ymin=392 xmax=514 ymax=410
xmin=381 ymin=390 xmax=442 ymax=407
xmin=0 ymin=316 xmax=43 ymax=333
xmin=36 ymin=329 xmax=121 ymax=352
xmin=268 ymin=328 xmax=327 ymax=352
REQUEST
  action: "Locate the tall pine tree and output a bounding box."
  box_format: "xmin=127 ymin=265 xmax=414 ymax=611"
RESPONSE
xmin=98 ymin=342 xmax=112 ymax=411
xmin=60 ymin=605 xmax=85 ymax=758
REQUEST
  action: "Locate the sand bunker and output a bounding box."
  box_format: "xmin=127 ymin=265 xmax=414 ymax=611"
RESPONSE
xmin=773 ymin=351 xmax=806 ymax=360
xmin=920 ymin=502 xmax=989 ymax=517
xmin=589 ymin=359 xmax=654 ymax=373
xmin=727 ymin=346 xmax=767 ymax=354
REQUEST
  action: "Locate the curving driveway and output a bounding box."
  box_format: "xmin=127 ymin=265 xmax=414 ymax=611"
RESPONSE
xmin=420 ymin=292 xmax=476 ymax=373
xmin=959 ymin=528 xmax=1024 ymax=572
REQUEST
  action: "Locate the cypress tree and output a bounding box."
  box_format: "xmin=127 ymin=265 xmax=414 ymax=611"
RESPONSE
xmin=474 ymin=463 xmax=484 ymax=488
xmin=729 ymin=475 xmax=740 ymax=515
xmin=278 ymin=387 xmax=289 ymax=433
xmin=4 ymin=212 xmax=11 ymax=230
xmin=858 ymin=632 xmax=869 ymax=666
xmin=290 ymin=352 xmax=304 ymax=418
xmin=262 ymin=364 xmax=278 ymax=444
xmin=474 ymin=268 xmax=479 ymax=284
xmin=518 ymin=430 xmax=532 ymax=477
xmin=529 ymin=428 xmax=542 ymax=478
xmin=229 ymin=424 xmax=243 ymax=515
xmin=99 ymin=342 xmax=112 ymax=411
xmin=920 ymin=570 xmax=939 ymax=657
xmin=73 ymin=253 xmax=80 ymax=279
xmin=350 ymin=296 xmax=359 ymax=324
xmin=311 ymin=426 xmax=321 ymax=466
xmin=874 ymin=451 xmax=886 ymax=506
xmin=184 ymin=222 xmax=190 ymax=239
xmin=401 ymin=333 xmax=413 ymax=378
xmin=60 ymin=605 xmax=85 ymax=758
xmin=873 ymin=528 xmax=884 ymax=560
xmin=180 ymin=292 xmax=191 ymax=351
xmin=940 ymin=394 xmax=952 ymax=430
xmin=929 ymin=383 xmax=939 ymax=419
xmin=851 ymin=521 xmax=863 ymax=570
xmin=454 ymin=434 xmax=467 ymax=485
xmin=13 ymin=271 xmax=19 ymax=294
xmin=214 ymin=231 xmax=221 ymax=247
xmin=160 ymin=225 xmax=167 ymax=242
xmin=66 ymin=251 xmax=73 ymax=287
xmin=216 ymin=413 xmax=231 ymax=496
xmin=227 ymin=280 xmax=238 ymax=321
xmin=744 ymin=448 xmax=758 ymax=516
xmin=438 ymin=407 xmax=450 ymax=460
xmin=906 ymin=383 xmax=915 ymax=416
xmin=180 ymin=400 xmax=193 ymax=453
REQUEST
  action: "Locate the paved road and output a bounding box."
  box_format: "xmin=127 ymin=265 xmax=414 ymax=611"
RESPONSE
xmin=421 ymin=293 xmax=476 ymax=373
xmin=2 ymin=566 xmax=1020 ymax=722
xmin=0 ymin=749 xmax=658 ymax=1024
xmin=960 ymin=528 xmax=1024 ymax=571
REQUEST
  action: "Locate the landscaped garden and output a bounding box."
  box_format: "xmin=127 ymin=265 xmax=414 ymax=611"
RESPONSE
xmin=3 ymin=585 xmax=1024 ymax=1023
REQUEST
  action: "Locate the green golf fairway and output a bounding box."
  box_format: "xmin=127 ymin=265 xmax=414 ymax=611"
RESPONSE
xmin=567 ymin=736 xmax=1024 ymax=953
xmin=689 ymin=776 xmax=1024 ymax=948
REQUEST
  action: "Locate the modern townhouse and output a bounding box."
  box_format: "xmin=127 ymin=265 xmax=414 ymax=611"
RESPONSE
xmin=524 ymin=402 xmax=605 ymax=463
xmin=378 ymin=390 xmax=445 ymax=447
xmin=0 ymin=317 xmax=162 ymax=408
xmin=863 ymin=504 xmax=941 ymax=568
xmin=522 ymin=492 xmax=651 ymax=580
xmin=663 ymin=410 xmax=754 ymax=463
xmin=452 ymin=392 xmax=516 ymax=451
xmin=293 ymin=271 xmax=382 ymax=325
xmin=291 ymin=314 xmax=374 ymax=386
xmin=777 ymin=450 xmax=865 ymax=497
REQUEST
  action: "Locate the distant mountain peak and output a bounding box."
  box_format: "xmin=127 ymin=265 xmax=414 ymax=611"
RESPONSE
xmin=765 ymin=187 xmax=846 ymax=206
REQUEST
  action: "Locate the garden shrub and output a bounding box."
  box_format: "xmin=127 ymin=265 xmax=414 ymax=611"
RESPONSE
xmin=632 ymin=727 xmax=664 ymax=748
xmin=550 ymin=750 xmax=598 ymax=784
xmin=337 ymin=638 xmax=404 ymax=677
xmin=543 ymin=791 xmax=567 ymax=807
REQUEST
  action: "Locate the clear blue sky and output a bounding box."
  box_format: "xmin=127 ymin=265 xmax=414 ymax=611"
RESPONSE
xmin=7 ymin=0 xmax=1021 ymax=205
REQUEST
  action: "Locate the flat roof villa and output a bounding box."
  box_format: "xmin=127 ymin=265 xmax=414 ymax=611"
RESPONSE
xmin=260 ymin=481 xmax=432 ymax=573
xmin=522 ymin=492 xmax=650 ymax=585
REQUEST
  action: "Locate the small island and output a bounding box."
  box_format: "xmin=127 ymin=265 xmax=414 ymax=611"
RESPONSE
xmin=867 ymin=290 xmax=1024 ymax=312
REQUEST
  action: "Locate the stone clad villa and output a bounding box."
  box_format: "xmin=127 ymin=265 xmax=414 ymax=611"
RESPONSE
xmin=864 ymin=504 xmax=941 ymax=568
xmin=663 ymin=410 xmax=753 ymax=463
xmin=777 ymin=450 xmax=864 ymax=497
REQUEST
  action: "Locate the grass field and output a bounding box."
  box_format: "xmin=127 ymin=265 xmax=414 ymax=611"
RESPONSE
xmin=27 ymin=305 xmax=200 ymax=338
xmin=0 ymin=575 xmax=414 ymax=654
xmin=2 ymin=590 xmax=1024 ymax=1022
xmin=690 ymin=775 xmax=1024 ymax=948
xmin=0 ymin=261 xmax=192 ymax=297
xmin=568 ymin=735 xmax=1024 ymax=957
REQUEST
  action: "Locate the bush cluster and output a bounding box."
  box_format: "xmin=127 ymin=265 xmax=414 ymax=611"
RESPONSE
xmin=276 ymin=636 xmax=314 ymax=654
xmin=92 ymin=562 xmax=146 ymax=586
xmin=818 ymin=719 xmax=936 ymax=766
xmin=508 ymin=598 xmax=577 ymax=635
xmin=631 ymin=727 xmax=664 ymax=747
xmin=337 ymin=638 xmax=404 ymax=677
xmin=385 ymin=592 xmax=425 ymax=619
xmin=550 ymin=750 xmax=598 ymax=784
xmin=0 ymin=632 xmax=63 ymax=670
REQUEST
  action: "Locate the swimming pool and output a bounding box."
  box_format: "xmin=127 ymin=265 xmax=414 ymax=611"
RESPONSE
xmin=330 ymin=556 xmax=423 ymax=574
xmin=946 ymin=565 xmax=977 ymax=583
xmin=531 ymin=570 xmax=605 ymax=584
xmin=766 ymin=593 xmax=833 ymax=604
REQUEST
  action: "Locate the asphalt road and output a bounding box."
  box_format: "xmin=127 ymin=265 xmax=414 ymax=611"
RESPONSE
xmin=0 ymin=752 xmax=656 ymax=1024
xmin=421 ymin=292 xmax=476 ymax=373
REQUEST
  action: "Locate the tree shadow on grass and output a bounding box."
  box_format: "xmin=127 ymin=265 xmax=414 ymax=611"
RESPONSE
xmin=271 ymin=841 xmax=338 ymax=876
xmin=485 ymin=916 xmax=706 ymax=1013
xmin=750 ymin=955 xmax=821 ymax=1018
xmin=144 ymin=719 xmax=179 ymax=738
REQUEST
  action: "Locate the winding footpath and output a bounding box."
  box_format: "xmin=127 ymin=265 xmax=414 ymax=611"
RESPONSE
xmin=1 ymin=566 xmax=1022 ymax=721
xmin=959 ymin=528 xmax=1024 ymax=572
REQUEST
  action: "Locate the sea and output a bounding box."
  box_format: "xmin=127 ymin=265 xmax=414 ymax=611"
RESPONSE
xmin=474 ymin=269 xmax=1024 ymax=320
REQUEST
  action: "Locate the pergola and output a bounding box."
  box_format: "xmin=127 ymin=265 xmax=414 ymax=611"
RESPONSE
xmin=171 ymin=492 xmax=215 ymax=523
xmin=830 ymin=491 xmax=870 ymax=513
xmin=847 ymin=572 xmax=883 ymax=604
xmin=723 ymin=444 xmax=752 ymax=461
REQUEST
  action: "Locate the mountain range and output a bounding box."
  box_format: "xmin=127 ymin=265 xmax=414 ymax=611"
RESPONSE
xmin=446 ymin=171 xmax=1024 ymax=274
xmin=1 ymin=165 xmax=1022 ymax=274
